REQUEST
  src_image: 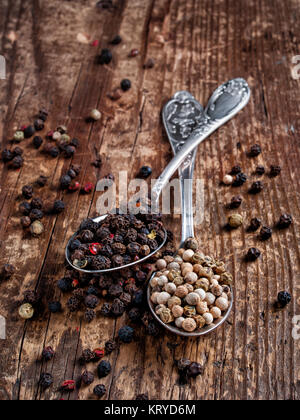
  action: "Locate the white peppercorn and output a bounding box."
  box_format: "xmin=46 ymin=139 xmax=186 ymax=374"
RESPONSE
xmin=150 ymin=292 xmax=160 ymax=304
xmin=177 ymin=248 xmax=185 ymax=257
xmin=211 ymin=285 xmax=223 ymax=296
xmin=193 ymin=315 xmax=206 ymax=329
xmin=19 ymin=303 xmax=34 ymax=319
xmin=156 ymin=259 xmax=167 ymax=270
xmin=175 ymin=316 xmax=185 ymax=328
xmin=186 ymin=284 xmax=194 ymax=293
xmin=221 ymin=292 xmax=229 ymax=300
xmin=215 ymin=297 xmax=229 ymax=311
xmin=155 ymin=304 xmax=166 ymax=315
xmin=203 ymin=312 xmax=214 ymax=325
xmin=167 ymin=296 xmax=181 ymax=309
xmin=175 ymin=285 xmax=188 ymax=298
xmin=210 ymin=278 xmax=219 ymax=288
xmin=184 ymin=271 xmax=198 ymax=284
xmin=182 ymin=249 xmax=194 ymax=262
xmin=210 ymin=306 xmax=222 ymax=319
xmin=160 ymin=308 xmax=174 ymax=324
xmin=174 ymin=256 xmax=183 ymax=264
xmin=194 ymin=288 xmax=206 ymax=301
xmin=172 ymin=305 xmax=183 ymax=318
xmin=90 ymin=109 xmax=101 ymax=121
xmin=195 ymin=278 xmax=210 ymax=291
xmin=196 ymin=301 xmax=208 ymax=315
xmin=186 ymin=292 xmax=200 ymax=306
xmin=150 ymin=277 xmax=159 ymax=287
xmin=164 ymin=282 xmax=176 ymax=295
xmin=157 ymin=292 xmax=171 ymax=305
xmin=157 ymin=275 xmax=168 ymax=287
xmin=173 ymin=276 xmax=184 ymax=286
xmin=204 ymin=292 xmax=216 ymax=306
xmin=223 ymin=174 xmax=233 ymax=185
xmin=182 ymin=317 xmax=197 ymax=332
xmin=168 ymin=262 xmax=180 ymax=271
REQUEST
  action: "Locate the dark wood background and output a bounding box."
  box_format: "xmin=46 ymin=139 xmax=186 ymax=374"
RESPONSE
xmin=0 ymin=0 xmax=299 ymax=400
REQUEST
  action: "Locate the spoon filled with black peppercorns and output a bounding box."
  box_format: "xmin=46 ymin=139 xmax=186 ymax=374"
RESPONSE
xmin=66 ymin=78 xmax=250 ymax=277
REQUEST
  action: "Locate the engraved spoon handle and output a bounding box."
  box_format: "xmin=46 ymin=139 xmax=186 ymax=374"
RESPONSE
xmin=152 ymin=78 xmax=251 ymax=210
xmin=162 ymin=91 xmax=204 ymax=244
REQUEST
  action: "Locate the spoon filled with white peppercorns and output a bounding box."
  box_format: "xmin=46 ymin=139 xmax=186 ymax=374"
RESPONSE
xmin=66 ymin=78 xmax=250 ymax=281
xmin=147 ymin=78 xmax=250 ymax=336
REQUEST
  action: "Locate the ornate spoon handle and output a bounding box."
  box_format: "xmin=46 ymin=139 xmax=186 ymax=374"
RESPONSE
xmin=152 ymin=78 xmax=251 ymax=211
xmin=162 ymin=91 xmax=204 ymax=244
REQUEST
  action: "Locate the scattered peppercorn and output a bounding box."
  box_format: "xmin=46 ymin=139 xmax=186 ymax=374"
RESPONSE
xmin=48 ymin=301 xmax=62 ymax=313
xmin=53 ymin=200 xmax=65 ymax=214
xmin=34 ymin=119 xmax=44 ymax=131
xmin=138 ymin=166 xmax=152 ymax=178
xmin=81 ymin=182 xmax=94 ymax=194
xmin=246 ymin=247 xmax=261 ymax=261
xmin=136 ymin=393 xmax=149 ymax=400
xmin=30 ymin=220 xmax=44 ymax=236
xmin=38 ymin=108 xmax=48 ymax=122
xmin=143 ymin=58 xmax=155 ymax=69
xmin=57 ymin=277 xmax=73 ymax=293
xmin=13 ymin=131 xmax=25 ymax=142
xmin=270 ymin=165 xmax=281 ymax=177
xmin=1 ymin=149 xmax=14 ymax=162
xmin=228 ymin=213 xmax=243 ymax=228
xmin=81 ymin=370 xmax=94 ymax=385
xmin=248 ymin=217 xmax=261 ymax=232
xmin=120 ymin=79 xmax=131 ymax=91
xmin=19 ymin=303 xmax=34 ymax=319
xmin=230 ymin=165 xmax=242 ymax=175
xmin=232 ymin=172 xmax=247 ymax=187
xmin=93 ymin=384 xmax=106 ymax=398
xmin=19 ymin=201 xmax=31 ymax=215
xmin=105 ymin=340 xmax=117 ymax=354
xmin=61 ymin=380 xmax=75 ymax=391
xmin=277 ymin=291 xmax=292 ymax=308
xmin=21 ymin=216 xmax=31 ymax=228
xmin=249 ymin=144 xmax=261 ymax=157
xmin=39 ymin=373 xmax=53 ymax=390
xmin=93 ymin=348 xmax=105 ymax=360
xmin=36 ymin=175 xmax=48 ymax=187
xmin=249 ymin=181 xmax=263 ymax=194
xmin=129 ymin=48 xmax=139 ymax=57
xmin=118 ymin=325 xmax=134 ymax=343
xmin=29 ymin=208 xmax=44 ymax=221
xmin=84 ymin=294 xmax=99 ymax=309
xmin=42 ymin=346 xmax=55 ymax=361
xmin=12 ymin=146 xmax=23 ymax=156
xmin=256 ymin=165 xmax=265 ymax=175
xmin=24 ymin=125 xmax=36 ymax=138
xmin=97 ymin=360 xmax=111 ymax=378
xmin=79 ymin=348 xmax=95 ymax=365
xmin=230 ymin=195 xmax=242 ymax=209
xmin=33 ymin=136 xmax=43 ymax=149
xmin=110 ymin=35 xmax=122 ymax=44
xmin=97 ymin=48 xmax=112 ymax=65
xmin=259 ymin=226 xmax=272 ymax=241
xmin=60 ymin=175 xmax=72 ymax=190
xmin=187 ymin=362 xmax=204 ymax=378
xmin=90 ymin=109 xmax=101 ymax=121
xmin=277 ymin=213 xmax=292 ymax=229
xmin=1 ymin=264 xmax=15 ymax=280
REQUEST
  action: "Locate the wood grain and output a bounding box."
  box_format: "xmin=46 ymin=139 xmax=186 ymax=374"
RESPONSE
xmin=0 ymin=0 xmax=299 ymax=400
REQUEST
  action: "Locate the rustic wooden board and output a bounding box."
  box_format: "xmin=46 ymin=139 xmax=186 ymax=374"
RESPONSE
xmin=0 ymin=0 xmax=299 ymax=400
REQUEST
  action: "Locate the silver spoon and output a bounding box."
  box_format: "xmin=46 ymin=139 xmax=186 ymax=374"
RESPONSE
xmin=147 ymin=78 xmax=250 ymax=336
xmin=66 ymin=78 xmax=250 ymax=275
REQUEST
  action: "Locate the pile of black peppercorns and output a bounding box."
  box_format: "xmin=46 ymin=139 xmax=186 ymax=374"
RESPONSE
xmin=67 ymin=213 xmax=173 ymax=271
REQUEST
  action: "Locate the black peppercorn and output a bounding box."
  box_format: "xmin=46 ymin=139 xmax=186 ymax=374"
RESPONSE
xmin=230 ymin=165 xmax=242 ymax=175
xmin=24 ymin=125 xmax=36 ymax=138
xmin=19 ymin=201 xmax=31 ymax=215
xmin=36 ymin=175 xmax=48 ymax=187
xmin=146 ymin=322 xmax=160 ymax=336
xmin=64 ymin=145 xmax=76 ymax=158
xmin=2 ymin=149 xmax=14 ymax=162
xmin=277 ymin=213 xmax=292 ymax=229
xmin=29 ymin=208 xmax=44 ymax=221
xmin=57 ymin=277 xmax=72 ymax=293
xmin=22 ymin=185 xmax=33 ymax=199
xmin=105 ymin=340 xmax=117 ymax=354
xmin=230 ymin=195 xmax=242 ymax=209
xmin=21 ymin=216 xmax=31 ymax=228
xmin=232 ymin=172 xmax=247 ymax=187
xmin=270 ymin=165 xmax=281 ymax=177
xmin=124 ymin=228 xmax=138 ymax=243
xmin=12 ymin=146 xmax=23 ymax=156
xmin=39 ymin=373 xmax=53 ymax=390
xmin=177 ymin=358 xmax=191 ymax=372
xmin=139 ymin=165 xmax=152 ymax=178
xmin=110 ymin=35 xmax=122 ymax=44
xmin=84 ymin=294 xmax=99 ymax=309
xmin=84 ymin=309 xmax=96 ymax=323
xmin=135 ymin=392 xmax=149 ymax=400
xmin=0 ymin=264 xmax=15 ymax=281
xmin=110 ymin=254 xmax=123 ymax=267
xmin=256 ymin=165 xmax=265 ymax=176
xmin=248 ymin=217 xmax=261 ymax=232
xmin=187 ymin=362 xmax=204 ymax=378
xmin=120 ymin=79 xmax=131 ymax=91
xmin=70 ymin=138 xmax=80 ymax=148
xmin=38 ymin=108 xmax=48 ymax=122
xmin=108 ymin=283 xmax=123 ymax=298
xmin=23 ymin=289 xmax=38 ymax=305
xmin=81 ymin=370 xmax=94 ymax=385
xmin=118 ymin=325 xmax=134 ymax=343
xmin=246 ymin=247 xmax=261 ymax=261
xmin=49 ymin=146 xmax=59 ymax=158
xmin=249 ymin=144 xmax=261 ymax=157
xmin=97 ymin=48 xmax=112 ymax=65
xmin=42 ymin=346 xmax=55 ymax=361
xmin=111 ymin=298 xmax=126 ymax=317
xmin=259 ymin=226 xmax=272 ymax=241
xmin=127 ymin=242 xmax=141 ymax=256
xmin=100 ymin=302 xmax=111 ymax=316
xmin=33 ymin=136 xmax=43 ymax=149
xmin=53 ymin=200 xmax=65 ymax=214
xmin=67 ymin=296 xmax=81 ymax=312
xmin=11 ymin=155 xmax=24 ymax=169
xmin=79 ymin=348 xmax=95 ymax=365
xmin=60 ymin=175 xmax=72 ymax=190
xmin=277 ymin=291 xmax=292 ymax=308
xmin=97 ymin=360 xmax=111 ymax=378
xmin=249 ymin=181 xmax=263 ymax=194
xmin=93 ymin=384 xmax=106 ymax=398
xmin=48 ymin=301 xmax=62 ymax=313
xmin=111 ymin=242 xmax=126 ymax=255
xmin=143 ymin=58 xmax=155 ymax=69
xmin=34 ymin=119 xmax=44 ymax=131
xmin=128 ymin=307 xmax=141 ymax=323
xmin=31 ymin=197 xmax=43 ymax=210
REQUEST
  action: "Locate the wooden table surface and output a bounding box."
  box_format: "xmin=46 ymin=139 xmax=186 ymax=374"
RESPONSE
xmin=0 ymin=0 xmax=299 ymax=401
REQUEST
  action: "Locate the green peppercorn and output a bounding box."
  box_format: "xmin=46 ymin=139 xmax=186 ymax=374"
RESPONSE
xmin=13 ymin=131 xmax=25 ymax=142
xmin=228 ymin=213 xmax=243 ymax=228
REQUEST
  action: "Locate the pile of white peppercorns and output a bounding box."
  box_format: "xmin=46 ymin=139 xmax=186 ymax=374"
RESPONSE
xmin=149 ymin=237 xmax=232 ymax=333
